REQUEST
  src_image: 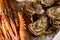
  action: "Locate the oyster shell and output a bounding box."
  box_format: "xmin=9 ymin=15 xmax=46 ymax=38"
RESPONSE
xmin=19 ymin=1 xmax=57 ymax=37
xmin=47 ymin=6 xmax=60 ymax=27
xmin=28 ymin=15 xmax=48 ymax=36
xmin=47 ymin=6 xmax=60 ymax=20
xmin=19 ymin=2 xmax=44 ymax=23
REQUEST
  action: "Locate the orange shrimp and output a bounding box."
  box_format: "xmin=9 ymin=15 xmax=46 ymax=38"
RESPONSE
xmin=18 ymin=12 xmax=25 ymax=40
xmin=0 ymin=0 xmax=8 ymax=39
xmin=1 ymin=13 xmax=15 ymax=40
xmin=0 ymin=24 xmax=4 ymax=40
xmin=18 ymin=12 xmax=33 ymax=40
xmin=10 ymin=18 xmax=20 ymax=40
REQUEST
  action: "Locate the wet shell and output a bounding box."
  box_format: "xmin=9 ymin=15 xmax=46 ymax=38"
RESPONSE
xmin=28 ymin=15 xmax=48 ymax=36
xmin=47 ymin=6 xmax=60 ymax=27
xmin=47 ymin=6 xmax=60 ymax=20
xmin=19 ymin=2 xmax=44 ymax=15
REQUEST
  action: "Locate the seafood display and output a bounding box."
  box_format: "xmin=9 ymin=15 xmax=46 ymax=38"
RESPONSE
xmin=19 ymin=2 xmax=57 ymax=37
xmin=0 ymin=0 xmax=60 ymax=40
xmin=0 ymin=0 xmax=33 ymax=40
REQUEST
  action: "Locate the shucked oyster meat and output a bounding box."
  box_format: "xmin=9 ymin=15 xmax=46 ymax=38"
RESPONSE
xmin=28 ymin=15 xmax=48 ymax=36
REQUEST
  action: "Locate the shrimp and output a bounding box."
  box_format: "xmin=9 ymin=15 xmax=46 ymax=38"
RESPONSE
xmin=18 ymin=12 xmax=33 ymax=40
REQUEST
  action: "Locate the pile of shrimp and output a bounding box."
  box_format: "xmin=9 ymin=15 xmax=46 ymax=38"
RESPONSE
xmin=0 ymin=0 xmax=32 ymax=40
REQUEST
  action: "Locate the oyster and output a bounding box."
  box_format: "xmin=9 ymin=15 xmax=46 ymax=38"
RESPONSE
xmin=47 ymin=6 xmax=60 ymax=20
xmin=28 ymin=15 xmax=48 ymax=36
xmin=40 ymin=0 xmax=57 ymax=7
xmin=47 ymin=6 xmax=60 ymax=27
xmin=19 ymin=2 xmax=57 ymax=36
xmin=19 ymin=2 xmax=44 ymax=23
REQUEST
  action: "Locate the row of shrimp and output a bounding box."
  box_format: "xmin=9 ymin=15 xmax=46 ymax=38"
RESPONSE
xmin=0 ymin=0 xmax=33 ymax=40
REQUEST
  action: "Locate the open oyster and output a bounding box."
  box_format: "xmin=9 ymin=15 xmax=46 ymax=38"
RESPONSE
xmin=28 ymin=15 xmax=48 ymax=36
xmin=40 ymin=0 xmax=57 ymax=7
xmin=47 ymin=6 xmax=60 ymax=27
